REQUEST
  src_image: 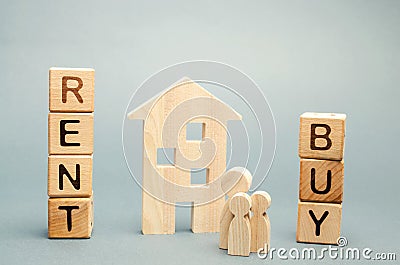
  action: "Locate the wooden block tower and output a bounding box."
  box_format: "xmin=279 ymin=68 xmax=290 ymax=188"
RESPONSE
xmin=48 ymin=68 xmax=95 ymax=238
xmin=296 ymin=112 xmax=346 ymax=244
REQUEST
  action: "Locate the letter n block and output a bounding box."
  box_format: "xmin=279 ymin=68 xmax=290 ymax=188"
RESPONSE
xmin=48 ymin=155 xmax=93 ymax=197
xmin=299 ymin=159 xmax=344 ymax=203
xmin=48 ymin=197 xmax=93 ymax=238
xmin=49 ymin=68 xmax=95 ymax=112
xmin=299 ymin=112 xmax=346 ymax=161
xmin=48 ymin=113 xmax=94 ymax=155
xmin=296 ymin=201 xmax=341 ymax=244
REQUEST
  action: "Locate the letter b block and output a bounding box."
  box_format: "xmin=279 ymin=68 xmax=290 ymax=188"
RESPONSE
xmin=48 ymin=197 xmax=93 ymax=238
xmin=49 ymin=68 xmax=95 ymax=112
xmin=296 ymin=201 xmax=341 ymax=244
xmin=48 ymin=113 xmax=94 ymax=155
xmin=299 ymin=112 xmax=346 ymax=161
xmin=48 ymin=155 xmax=93 ymax=197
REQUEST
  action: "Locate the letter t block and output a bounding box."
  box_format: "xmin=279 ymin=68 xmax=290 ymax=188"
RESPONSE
xmin=299 ymin=113 xmax=346 ymax=161
xmin=48 ymin=197 xmax=93 ymax=238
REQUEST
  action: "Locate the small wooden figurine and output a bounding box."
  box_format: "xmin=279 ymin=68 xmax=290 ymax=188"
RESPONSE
xmin=228 ymin=192 xmax=252 ymax=256
xmin=250 ymin=191 xmax=271 ymax=253
xmin=219 ymin=167 xmax=252 ymax=249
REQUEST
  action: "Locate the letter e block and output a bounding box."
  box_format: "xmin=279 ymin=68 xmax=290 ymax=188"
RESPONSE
xmin=49 ymin=67 xmax=95 ymax=112
xmin=48 ymin=155 xmax=93 ymax=197
xmin=299 ymin=159 xmax=344 ymax=203
xmin=48 ymin=113 xmax=94 ymax=155
xmin=299 ymin=112 xmax=346 ymax=161
xmin=296 ymin=201 xmax=341 ymax=244
xmin=48 ymin=197 xmax=93 ymax=238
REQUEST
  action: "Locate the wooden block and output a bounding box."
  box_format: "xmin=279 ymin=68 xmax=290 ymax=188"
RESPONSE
xmin=49 ymin=67 xmax=94 ymax=113
xmin=48 ymin=155 xmax=92 ymax=198
xmin=299 ymin=112 xmax=346 ymax=161
xmin=48 ymin=197 xmax=93 ymax=238
xmin=299 ymin=159 xmax=344 ymax=203
xmin=219 ymin=167 xmax=252 ymax=249
xmin=228 ymin=192 xmax=251 ymax=256
xmin=48 ymin=113 xmax=94 ymax=155
xmin=296 ymin=201 xmax=342 ymax=245
xmin=250 ymin=191 xmax=271 ymax=253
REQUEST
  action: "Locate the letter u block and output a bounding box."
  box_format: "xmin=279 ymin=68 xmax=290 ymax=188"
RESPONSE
xmin=49 ymin=68 xmax=94 ymax=112
xmin=299 ymin=159 xmax=344 ymax=203
xmin=299 ymin=113 xmax=346 ymax=161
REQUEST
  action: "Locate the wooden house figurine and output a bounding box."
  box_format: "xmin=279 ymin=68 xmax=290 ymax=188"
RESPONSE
xmin=127 ymin=78 xmax=242 ymax=234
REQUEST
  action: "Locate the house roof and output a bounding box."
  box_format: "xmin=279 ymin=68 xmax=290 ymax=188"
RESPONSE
xmin=127 ymin=77 xmax=242 ymax=120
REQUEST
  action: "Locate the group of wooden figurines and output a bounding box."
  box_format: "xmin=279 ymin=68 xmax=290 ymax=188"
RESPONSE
xmin=219 ymin=168 xmax=271 ymax=257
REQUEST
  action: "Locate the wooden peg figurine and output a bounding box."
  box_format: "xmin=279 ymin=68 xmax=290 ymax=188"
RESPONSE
xmin=228 ymin=192 xmax=251 ymax=256
xmin=250 ymin=191 xmax=271 ymax=253
xmin=219 ymin=167 xmax=252 ymax=249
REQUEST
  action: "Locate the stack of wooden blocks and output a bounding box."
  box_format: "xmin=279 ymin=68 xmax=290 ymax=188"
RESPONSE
xmin=296 ymin=112 xmax=346 ymax=245
xmin=48 ymin=68 xmax=95 ymax=238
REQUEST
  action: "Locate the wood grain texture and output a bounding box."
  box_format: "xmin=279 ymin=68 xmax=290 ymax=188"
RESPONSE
xmin=299 ymin=159 xmax=344 ymax=203
xmin=296 ymin=201 xmax=341 ymax=245
xmin=298 ymin=112 xmax=346 ymax=161
xmin=48 ymin=196 xmax=93 ymax=238
xmin=49 ymin=67 xmax=94 ymax=113
xmin=250 ymin=191 xmax=271 ymax=253
xmin=48 ymin=155 xmax=93 ymax=197
xmin=48 ymin=113 xmax=94 ymax=155
xmin=228 ymin=192 xmax=251 ymax=256
xmin=191 ymin=119 xmax=227 ymax=233
xmin=128 ymin=78 xmax=241 ymax=234
xmin=219 ymin=167 xmax=252 ymax=249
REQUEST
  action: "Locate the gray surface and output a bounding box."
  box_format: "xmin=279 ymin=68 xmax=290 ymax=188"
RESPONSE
xmin=1 ymin=0 xmax=399 ymax=264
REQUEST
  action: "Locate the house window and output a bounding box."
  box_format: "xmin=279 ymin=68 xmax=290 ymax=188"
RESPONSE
xmin=186 ymin=123 xmax=204 ymax=141
xmin=157 ymin=148 xmax=175 ymax=165
xmin=191 ymin=168 xmax=208 ymax=185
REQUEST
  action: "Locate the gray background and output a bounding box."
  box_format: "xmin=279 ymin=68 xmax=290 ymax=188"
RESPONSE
xmin=1 ymin=0 xmax=399 ymax=264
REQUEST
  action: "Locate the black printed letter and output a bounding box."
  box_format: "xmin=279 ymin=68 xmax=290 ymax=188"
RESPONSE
xmin=58 ymin=206 xmax=79 ymax=232
xmin=310 ymin=124 xmax=332 ymax=150
xmin=62 ymin=76 xmax=83 ymax=103
xmin=59 ymin=164 xmax=80 ymax=190
xmin=60 ymin=120 xmax=80 ymax=146
xmin=309 ymin=210 xmax=329 ymax=236
xmin=310 ymin=168 xmax=331 ymax=194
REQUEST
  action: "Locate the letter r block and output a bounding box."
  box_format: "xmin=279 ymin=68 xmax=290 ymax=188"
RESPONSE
xmin=299 ymin=159 xmax=344 ymax=203
xmin=48 ymin=113 xmax=94 ymax=155
xmin=48 ymin=197 xmax=93 ymax=238
xmin=48 ymin=155 xmax=93 ymax=197
xmin=49 ymin=68 xmax=95 ymax=112
xmin=299 ymin=112 xmax=346 ymax=161
xmin=296 ymin=201 xmax=341 ymax=244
